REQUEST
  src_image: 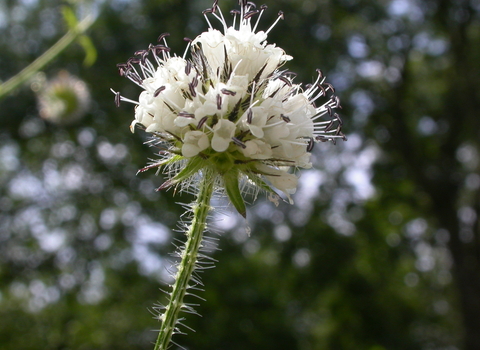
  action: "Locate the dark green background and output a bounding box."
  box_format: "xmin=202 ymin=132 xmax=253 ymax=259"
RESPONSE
xmin=1 ymin=0 xmax=479 ymax=349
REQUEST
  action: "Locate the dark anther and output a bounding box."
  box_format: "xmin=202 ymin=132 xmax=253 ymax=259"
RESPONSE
xmin=117 ymin=63 xmax=128 ymax=76
xmin=197 ymin=116 xmax=208 ymax=129
xmin=244 ymin=10 xmax=260 ymax=19
xmin=203 ymin=8 xmax=214 ymax=15
xmin=281 ymin=114 xmax=291 ymax=123
xmin=216 ymin=94 xmax=222 ymax=110
xmin=157 ymin=33 xmax=170 ymax=43
xmin=326 ymin=105 xmax=333 ymax=116
xmin=324 ymin=119 xmax=335 ymax=132
xmin=260 ymin=4 xmax=268 ymax=10
xmin=335 ymin=126 xmax=343 ymax=136
xmin=178 ymin=111 xmax=195 ymax=118
xmin=307 ymin=137 xmax=314 ymax=152
xmin=247 ymin=109 xmax=253 ymax=124
xmin=232 ymin=137 xmax=247 ymax=149
xmin=221 ymin=88 xmax=236 ymax=96
xmin=128 ymin=57 xmax=141 ymax=65
xmin=315 ymin=135 xmax=329 ymax=142
xmin=191 ymin=75 xmax=198 ymax=88
xmin=183 ymin=37 xmax=193 ymax=43
xmin=324 ymin=82 xmax=335 ymax=93
xmin=278 ymin=75 xmax=292 ymax=87
xmin=152 ymin=45 xmax=171 ymax=54
xmin=114 ymin=92 xmax=121 ymax=107
xmin=316 ymin=83 xmax=326 ymax=96
xmin=212 ymin=0 xmax=219 ymax=11
xmin=154 ymin=86 xmax=166 ymax=97
xmin=305 ymin=83 xmax=312 ymax=90
xmin=285 ymin=71 xmax=297 ymax=78
xmin=334 ymin=113 xmax=343 ymax=125
xmin=185 ymin=61 xmax=192 ymax=75
xmin=334 ymin=96 xmax=342 ymax=108
xmin=316 ymin=68 xmax=324 ymax=78
xmin=278 ymin=11 xmax=284 ymax=19
xmin=230 ymin=9 xmax=241 ymax=15
xmin=189 ymin=83 xmax=197 ymax=97
xmin=247 ymin=2 xmax=256 ymax=8
xmin=134 ymin=49 xmax=148 ymax=57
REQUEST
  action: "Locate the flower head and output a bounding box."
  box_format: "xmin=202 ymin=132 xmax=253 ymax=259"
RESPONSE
xmin=113 ymin=0 xmax=345 ymax=216
xmin=36 ymin=70 xmax=90 ymax=125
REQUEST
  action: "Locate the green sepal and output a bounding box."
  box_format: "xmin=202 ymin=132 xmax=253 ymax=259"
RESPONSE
xmin=162 ymin=156 xmax=205 ymax=189
xmin=223 ymin=170 xmax=246 ymax=218
xmin=246 ymin=171 xmax=276 ymax=195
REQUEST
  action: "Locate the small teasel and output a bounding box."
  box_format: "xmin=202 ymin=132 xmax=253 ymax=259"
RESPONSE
xmin=35 ymin=70 xmax=91 ymax=125
xmin=113 ymin=1 xmax=345 ymax=349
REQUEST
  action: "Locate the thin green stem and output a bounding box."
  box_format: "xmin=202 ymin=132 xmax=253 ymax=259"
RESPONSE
xmin=154 ymin=174 xmax=214 ymax=350
xmin=0 ymin=15 xmax=94 ymax=100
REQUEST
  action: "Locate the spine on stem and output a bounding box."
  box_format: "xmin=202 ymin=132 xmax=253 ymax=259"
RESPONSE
xmin=154 ymin=174 xmax=214 ymax=350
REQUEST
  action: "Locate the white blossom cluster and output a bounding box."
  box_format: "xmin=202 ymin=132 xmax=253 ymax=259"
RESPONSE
xmin=113 ymin=0 xmax=344 ymax=210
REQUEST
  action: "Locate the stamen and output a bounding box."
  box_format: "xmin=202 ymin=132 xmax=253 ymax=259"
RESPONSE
xmin=324 ymin=82 xmax=335 ymax=93
xmin=230 ymin=9 xmax=240 ymax=28
xmin=189 ymin=83 xmax=197 ymax=97
xmin=324 ymin=119 xmax=335 ymax=132
xmin=117 ymin=63 xmax=128 ymax=76
xmin=306 ymin=137 xmax=314 ymax=152
xmin=244 ymin=10 xmax=259 ymax=20
xmin=253 ymin=4 xmax=267 ymax=32
xmin=154 ymin=86 xmax=166 ymax=97
xmin=183 ymin=38 xmax=192 ymax=59
xmin=216 ymin=94 xmax=222 ymax=110
xmin=334 ymin=113 xmax=343 ymax=125
xmin=214 ymin=3 xmax=228 ymax=32
xmin=278 ymin=75 xmax=292 ymax=87
xmin=157 ymin=33 xmax=170 ymax=44
xmin=247 ymin=109 xmax=253 ymax=123
xmin=221 ymin=88 xmax=236 ymax=96
xmin=185 ymin=61 xmax=192 ymax=76
xmin=114 ymin=91 xmax=121 ymax=107
xmin=232 ymin=137 xmax=247 ymax=149
xmin=203 ymin=8 xmax=215 ymax=29
xmin=197 ymin=116 xmax=208 ymax=129
xmin=178 ymin=111 xmax=195 ymax=118
xmin=281 ymin=114 xmax=290 ymax=123
xmin=265 ymin=11 xmax=284 ymax=35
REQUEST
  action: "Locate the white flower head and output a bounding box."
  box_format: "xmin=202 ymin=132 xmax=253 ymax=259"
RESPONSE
xmin=37 ymin=70 xmax=90 ymax=125
xmin=113 ymin=0 xmax=345 ymax=216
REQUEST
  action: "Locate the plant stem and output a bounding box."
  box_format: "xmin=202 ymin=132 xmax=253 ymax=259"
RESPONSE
xmin=0 ymin=15 xmax=94 ymax=100
xmin=154 ymin=174 xmax=214 ymax=350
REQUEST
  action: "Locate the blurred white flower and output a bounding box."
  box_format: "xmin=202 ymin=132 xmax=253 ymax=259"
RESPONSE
xmin=35 ymin=70 xmax=90 ymax=125
xmin=113 ymin=0 xmax=345 ymax=214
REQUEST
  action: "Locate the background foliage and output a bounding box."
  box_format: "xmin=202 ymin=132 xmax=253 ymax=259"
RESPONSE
xmin=1 ymin=0 xmax=479 ymax=349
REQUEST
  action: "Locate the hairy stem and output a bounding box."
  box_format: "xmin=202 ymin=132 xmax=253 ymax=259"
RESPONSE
xmin=154 ymin=174 xmax=214 ymax=350
xmin=0 ymin=15 xmax=94 ymax=100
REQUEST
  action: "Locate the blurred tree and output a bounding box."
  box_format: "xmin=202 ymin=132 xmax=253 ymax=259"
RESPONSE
xmin=1 ymin=0 xmax=478 ymax=349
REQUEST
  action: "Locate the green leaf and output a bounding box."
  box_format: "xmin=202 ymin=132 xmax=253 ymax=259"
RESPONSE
xmin=79 ymin=35 xmax=97 ymax=67
xmin=223 ymin=170 xmax=246 ymax=218
xmin=61 ymin=6 xmax=78 ymax=30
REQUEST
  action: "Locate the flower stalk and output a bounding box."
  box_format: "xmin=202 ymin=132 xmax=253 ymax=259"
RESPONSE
xmin=0 ymin=13 xmax=94 ymax=100
xmin=154 ymin=173 xmax=214 ymax=350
